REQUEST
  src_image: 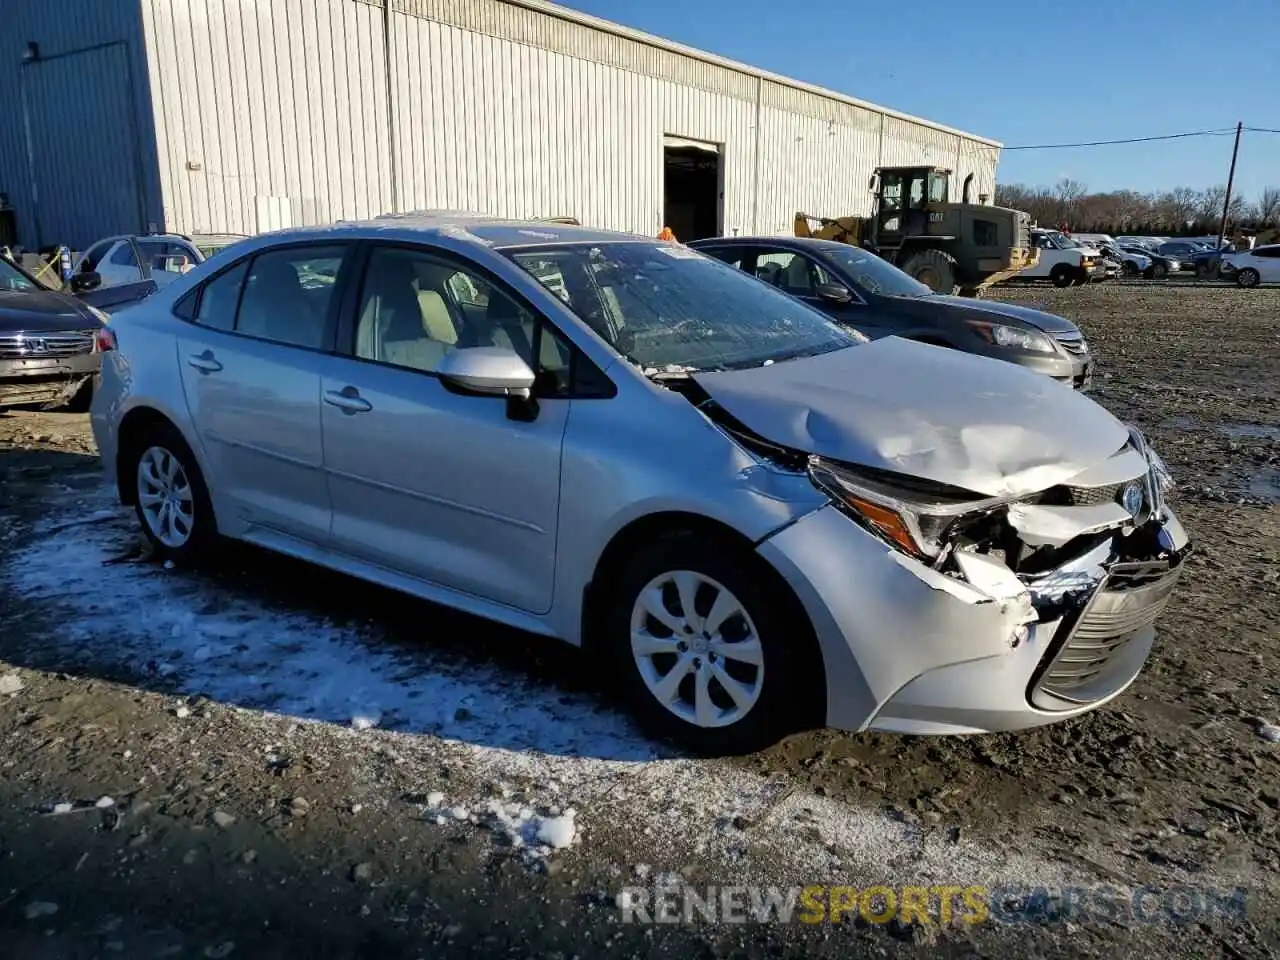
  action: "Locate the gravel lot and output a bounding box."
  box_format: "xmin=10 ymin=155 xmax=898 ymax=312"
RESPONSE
xmin=0 ymin=281 xmax=1277 ymax=959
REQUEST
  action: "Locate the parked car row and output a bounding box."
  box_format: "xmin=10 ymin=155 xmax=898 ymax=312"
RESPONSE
xmin=1010 ymin=230 xmax=1280 ymax=287
xmin=82 ymin=214 xmax=1189 ymax=752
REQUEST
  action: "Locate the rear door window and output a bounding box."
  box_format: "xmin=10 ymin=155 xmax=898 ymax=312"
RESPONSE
xmin=235 ymin=246 xmax=345 ymax=349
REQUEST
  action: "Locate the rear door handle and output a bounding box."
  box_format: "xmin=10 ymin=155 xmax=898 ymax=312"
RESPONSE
xmin=324 ymin=387 xmax=372 ymax=414
xmin=187 ymin=350 xmax=222 ymax=373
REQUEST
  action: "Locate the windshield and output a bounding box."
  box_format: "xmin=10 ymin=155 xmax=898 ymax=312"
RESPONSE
xmin=0 ymin=258 xmax=38 ymax=293
xmin=506 ymin=242 xmax=858 ymax=373
xmin=821 ymin=246 xmax=932 ymax=298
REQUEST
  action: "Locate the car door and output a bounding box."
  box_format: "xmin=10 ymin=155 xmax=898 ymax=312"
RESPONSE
xmin=175 ymin=242 xmax=351 ymax=545
xmin=98 ymin=239 xmax=146 ymax=288
xmin=1252 ymin=246 xmax=1280 ymax=282
xmin=319 ymin=243 xmax=573 ymax=614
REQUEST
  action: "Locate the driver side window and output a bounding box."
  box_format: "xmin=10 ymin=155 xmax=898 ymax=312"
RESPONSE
xmin=353 ymin=247 xmax=576 ymax=395
xmin=755 ymin=250 xmax=831 ymax=297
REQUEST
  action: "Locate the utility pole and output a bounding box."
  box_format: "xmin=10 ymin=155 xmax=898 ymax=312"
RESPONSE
xmin=1217 ymin=121 xmax=1243 ymax=249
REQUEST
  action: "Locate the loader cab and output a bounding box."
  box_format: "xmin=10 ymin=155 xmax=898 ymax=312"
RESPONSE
xmin=873 ymin=166 xmax=951 ymax=245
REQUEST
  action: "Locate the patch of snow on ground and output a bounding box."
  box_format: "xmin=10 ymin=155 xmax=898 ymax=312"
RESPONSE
xmin=4 ymin=490 xmax=1085 ymax=890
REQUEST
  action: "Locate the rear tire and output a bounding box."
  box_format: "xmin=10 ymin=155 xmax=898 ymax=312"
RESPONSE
xmin=900 ymin=248 xmax=959 ymax=295
xmin=1050 ymin=265 xmax=1073 ymax=288
xmin=130 ymin=422 xmax=218 ymax=563
xmin=604 ymin=534 xmax=809 ymax=755
xmin=1236 ymin=268 xmax=1260 ymax=288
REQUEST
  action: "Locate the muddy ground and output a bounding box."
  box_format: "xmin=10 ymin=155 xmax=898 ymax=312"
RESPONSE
xmin=0 ymin=281 xmax=1277 ymax=959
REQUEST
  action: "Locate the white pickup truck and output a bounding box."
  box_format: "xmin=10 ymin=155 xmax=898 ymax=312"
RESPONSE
xmin=1019 ymin=229 xmax=1107 ymax=287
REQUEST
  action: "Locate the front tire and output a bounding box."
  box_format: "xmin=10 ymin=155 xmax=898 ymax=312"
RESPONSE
xmin=900 ymin=248 xmax=959 ymax=295
xmin=1153 ymin=262 xmax=1169 ymax=279
xmin=131 ymin=423 xmax=218 ymax=562
xmin=1236 ymin=268 xmax=1260 ymax=288
xmin=1050 ymin=265 xmax=1074 ymax=288
xmin=605 ymin=535 xmax=807 ymax=755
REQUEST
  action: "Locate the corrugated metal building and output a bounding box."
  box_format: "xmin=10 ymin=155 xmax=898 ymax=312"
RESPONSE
xmin=0 ymin=0 xmax=1002 ymax=250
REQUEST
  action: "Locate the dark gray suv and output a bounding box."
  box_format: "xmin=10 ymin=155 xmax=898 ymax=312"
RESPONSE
xmin=690 ymin=236 xmax=1093 ymax=389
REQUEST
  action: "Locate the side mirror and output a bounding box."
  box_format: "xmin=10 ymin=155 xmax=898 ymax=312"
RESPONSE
xmin=816 ymin=282 xmax=853 ymax=304
xmin=437 ymin=346 xmax=536 ymax=399
xmin=70 ymin=270 xmax=102 ymax=293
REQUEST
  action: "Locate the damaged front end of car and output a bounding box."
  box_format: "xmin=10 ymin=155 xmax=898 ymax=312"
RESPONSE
xmin=798 ymin=426 xmax=1189 ymax=731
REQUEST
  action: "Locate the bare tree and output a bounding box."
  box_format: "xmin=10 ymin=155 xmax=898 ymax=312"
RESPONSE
xmin=1196 ymin=185 xmax=1226 ymax=225
xmin=993 ymin=179 xmax=1280 ymax=234
xmin=1155 ymin=187 xmax=1198 ymax=231
xmin=1053 ymin=178 xmax=1088 ymax=225
xmin=1259 ymin=186 xmax=1280 ymax=226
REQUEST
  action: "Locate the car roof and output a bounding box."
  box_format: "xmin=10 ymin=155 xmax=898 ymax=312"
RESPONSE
xmin=90 ymin=233 xmax=192 ymax=246
xmin=687 ymin=235 xmax=854 ymax=254
xmin=311 ymin=214 xmax=651 ymax=248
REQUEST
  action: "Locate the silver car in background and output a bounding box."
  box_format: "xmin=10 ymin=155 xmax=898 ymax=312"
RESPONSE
xmin=91 ymin=218 xmax=1190 ymax=753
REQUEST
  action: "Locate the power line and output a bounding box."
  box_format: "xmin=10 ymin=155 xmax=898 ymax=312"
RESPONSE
xmin=1245 ymin=126 xmax=1280 ymax=134
xmin=1003 ymin=128 xmax=1238 ymax=151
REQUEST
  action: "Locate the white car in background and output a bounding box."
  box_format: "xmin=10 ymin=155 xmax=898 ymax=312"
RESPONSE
xmin=1223 ymin=244 xmax=1280 ymax=288
xmin=1021 ymin=230 xmax=1106 ymax=287
xmin=76 ymin=234 xmax=204 ymax=291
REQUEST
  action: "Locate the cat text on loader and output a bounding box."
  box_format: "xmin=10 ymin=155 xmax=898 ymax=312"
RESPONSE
xmin=795 ymin=166 xmax=1038 ymax=296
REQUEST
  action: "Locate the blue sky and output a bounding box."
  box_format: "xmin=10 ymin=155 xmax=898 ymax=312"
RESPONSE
xmin=560 ymin=0 xmax=1280 ymax=199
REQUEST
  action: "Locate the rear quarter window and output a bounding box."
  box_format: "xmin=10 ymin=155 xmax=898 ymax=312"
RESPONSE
xmin=194 ymin=261 xmax=249 ymax=331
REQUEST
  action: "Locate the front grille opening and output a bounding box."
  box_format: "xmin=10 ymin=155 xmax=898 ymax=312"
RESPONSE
xmin=0 ymin=332 xmax=96 ymax=360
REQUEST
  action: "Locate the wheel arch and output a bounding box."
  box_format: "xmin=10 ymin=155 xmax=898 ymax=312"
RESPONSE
xmin=579 ymin=510 xmax=828 ymax=726
xmin=114 ymin=405 xmax=203 ymax=507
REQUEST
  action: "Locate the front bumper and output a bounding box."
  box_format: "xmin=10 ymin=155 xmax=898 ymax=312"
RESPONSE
xmin=759 ymin=502 xmax=1189 ymax=735
xmin=1012 ymin=350 xmax=1092 ymax=391
xmin=0 ymin=353 xmax=98 ymax=408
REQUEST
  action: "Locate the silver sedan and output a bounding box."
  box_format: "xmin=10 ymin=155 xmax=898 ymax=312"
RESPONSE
xmin=91 ymin=217 xmax=1191 ymax=754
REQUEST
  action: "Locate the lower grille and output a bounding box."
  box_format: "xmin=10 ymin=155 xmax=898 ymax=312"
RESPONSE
xmin=0 ymin=332 xmax=95 ymax=360
xmin=1064 ymin=482 xmax=1122 ymax=505
xmin=1035 ymin=559 xmax=1181 ymax=701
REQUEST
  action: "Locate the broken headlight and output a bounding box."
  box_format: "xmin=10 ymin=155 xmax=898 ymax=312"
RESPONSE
xmin=808 ymin=457 xmax=1003 ymax=561
xmin=1146 ymin=447 xmax=1176 ymax=497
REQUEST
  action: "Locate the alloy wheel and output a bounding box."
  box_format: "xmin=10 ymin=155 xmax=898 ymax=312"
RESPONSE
xmin=137 ymin=445 xmax=196 ymax=549
xmin=629 ymin=570 xmax=764 ymax=728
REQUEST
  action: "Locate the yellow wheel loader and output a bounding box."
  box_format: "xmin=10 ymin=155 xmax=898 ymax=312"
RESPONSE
xmin=795 ymin=166 xmax=1037 ymax=296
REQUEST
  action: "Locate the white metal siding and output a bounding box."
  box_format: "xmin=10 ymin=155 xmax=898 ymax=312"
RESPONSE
xmin=141 ymin=0 xmax=395 ymax=234
xmin=139 ymin=0 xmax=1001 ymax=238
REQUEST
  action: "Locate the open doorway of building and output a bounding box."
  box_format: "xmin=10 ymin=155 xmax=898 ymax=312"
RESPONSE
xmin=662 ymin=136 xmax=722 ymax=241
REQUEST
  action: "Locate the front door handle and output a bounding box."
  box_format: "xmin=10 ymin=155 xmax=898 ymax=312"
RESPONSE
xmin=187 ymin=350 xmax=222 ymax=374
xmin=324 ymin=387 xmax=372 ymax=414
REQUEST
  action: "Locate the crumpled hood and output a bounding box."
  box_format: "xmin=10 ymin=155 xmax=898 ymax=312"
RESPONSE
xmin=920 ymin=295 xmax=1082 ymax=335
xmin=693 ymin=337 xmax=1129 ymax=498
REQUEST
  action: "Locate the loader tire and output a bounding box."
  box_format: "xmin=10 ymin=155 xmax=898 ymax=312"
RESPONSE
xmin=900 ymin=248 xmax=960 ymax=295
